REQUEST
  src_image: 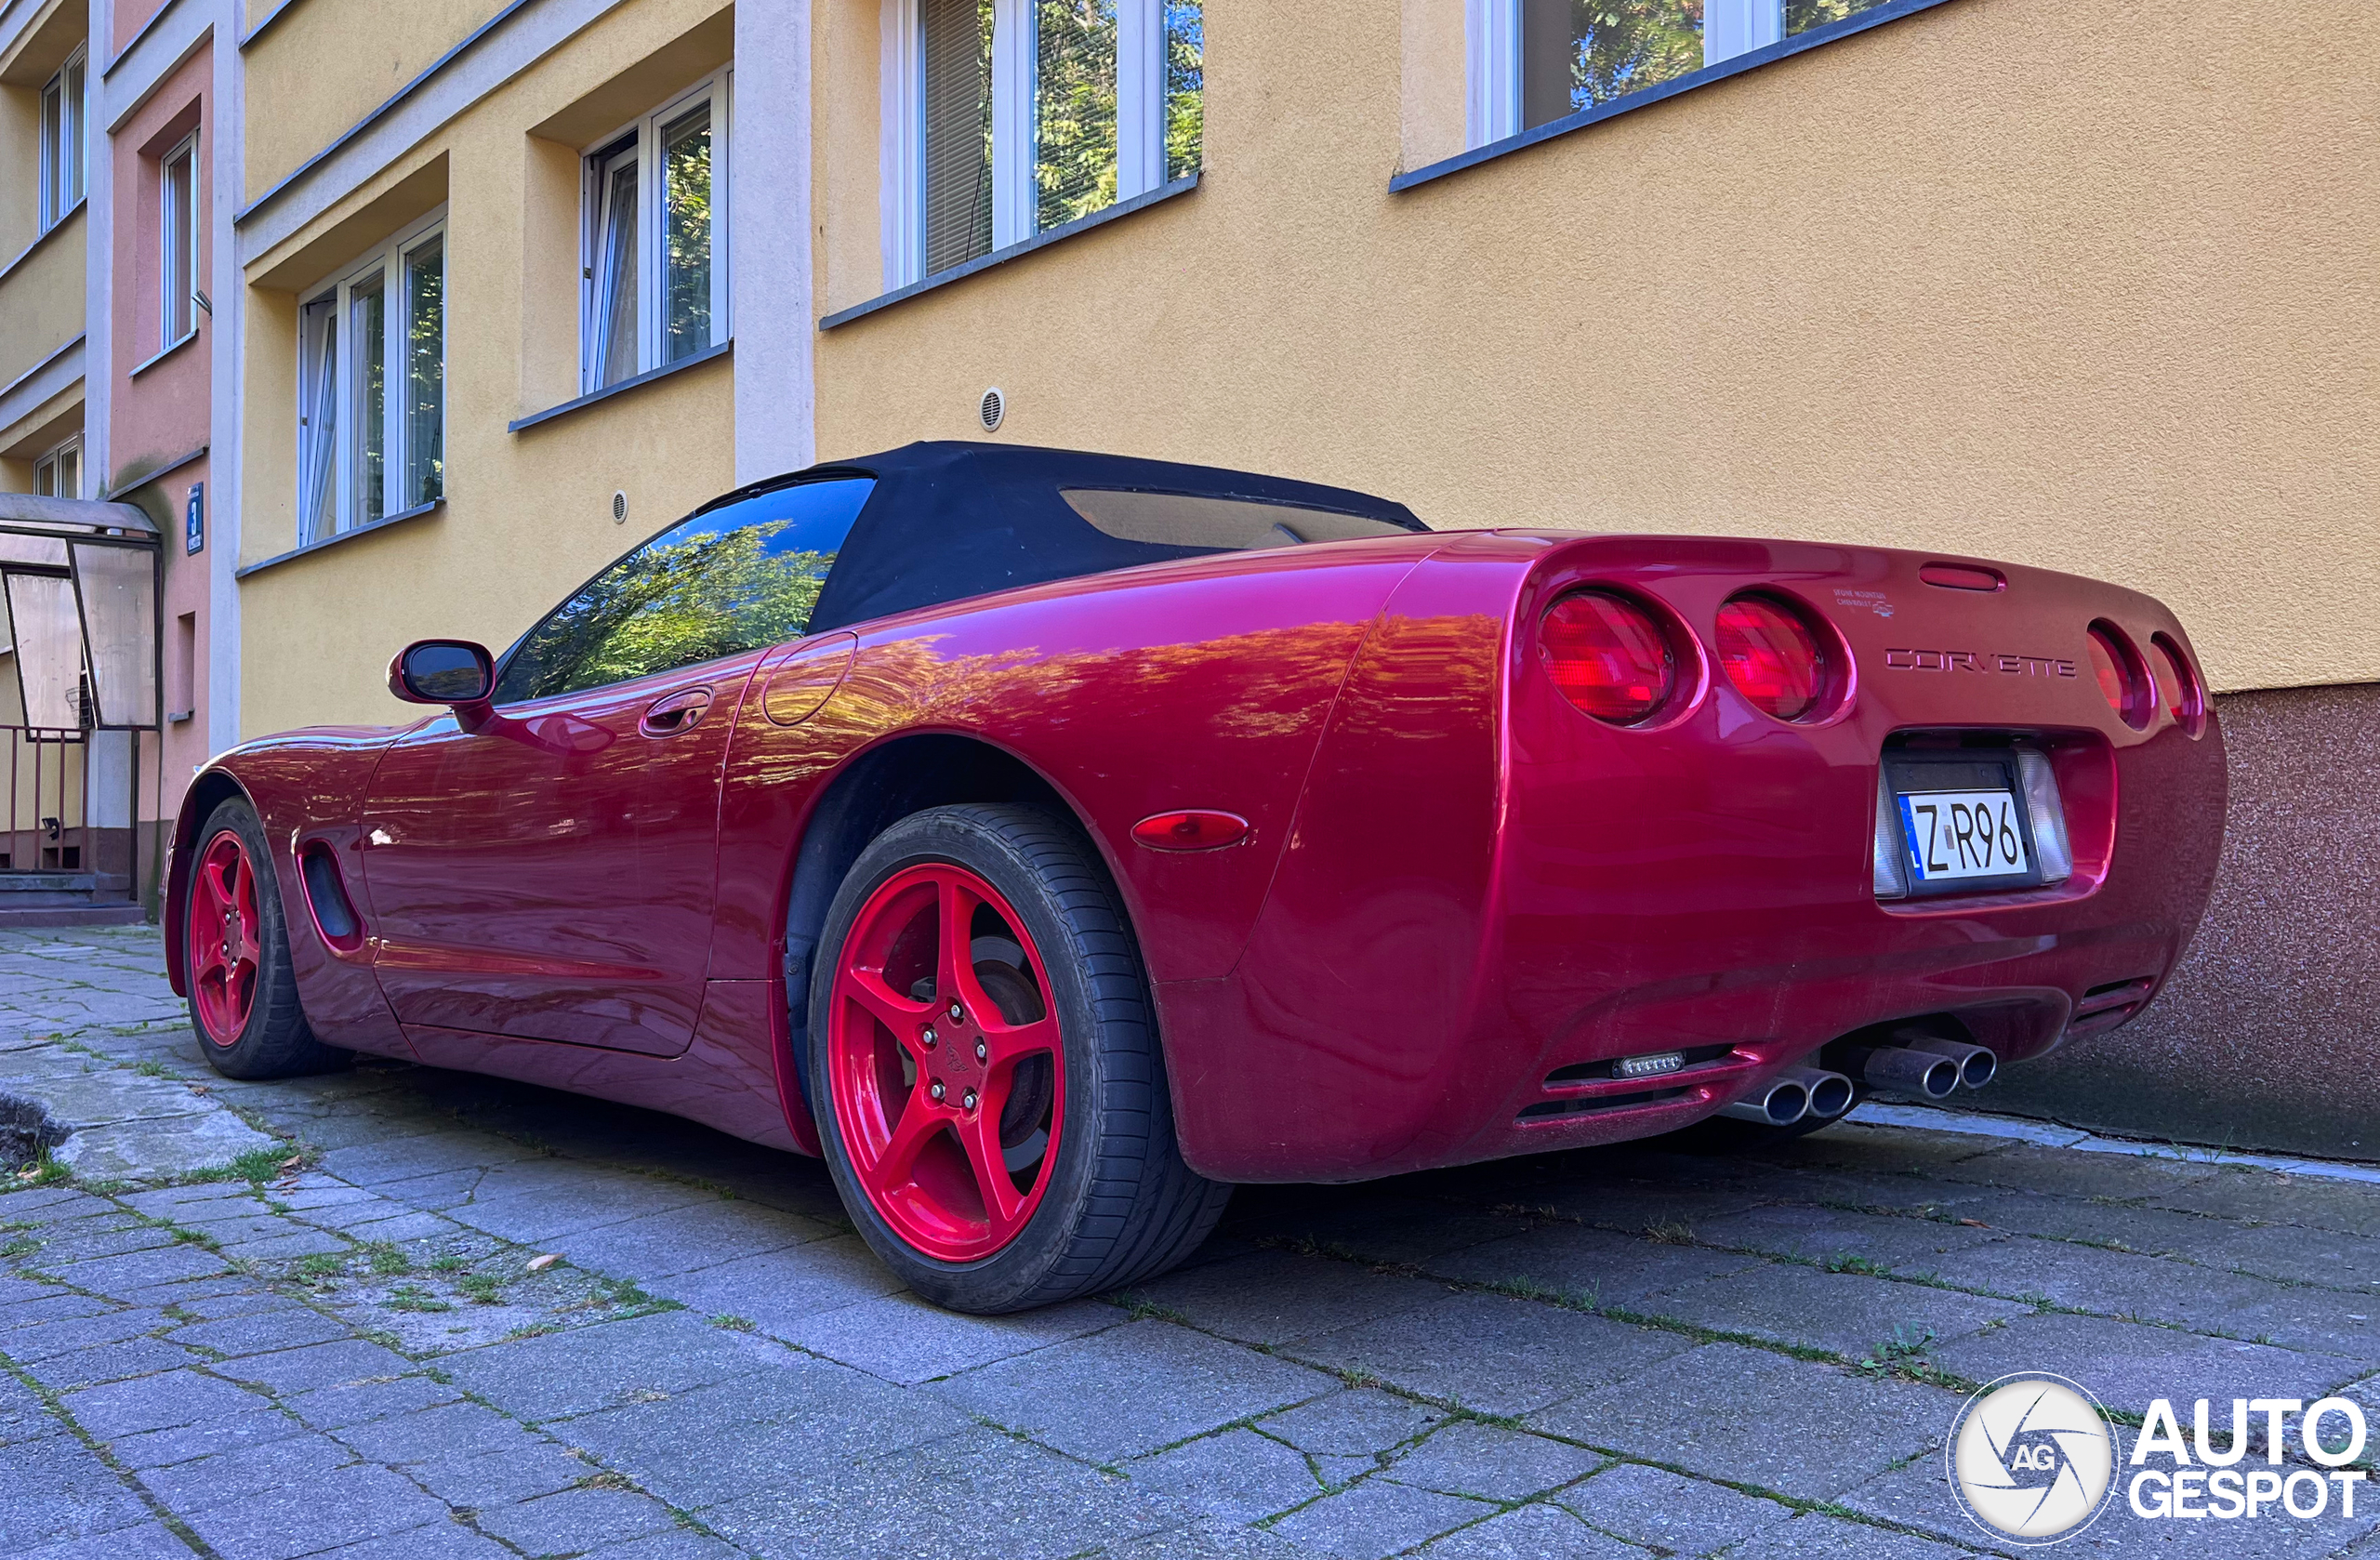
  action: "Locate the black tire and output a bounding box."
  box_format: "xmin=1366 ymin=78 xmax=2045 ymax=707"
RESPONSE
xmin=807 ymin=803 xmax=1231 ymax=1313
xmin=184 ymin=798 xmax=346 ymax=1080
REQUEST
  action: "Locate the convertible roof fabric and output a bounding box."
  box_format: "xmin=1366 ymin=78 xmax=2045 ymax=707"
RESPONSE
xmin=712 ymin=442 xmax=1426 ymax=635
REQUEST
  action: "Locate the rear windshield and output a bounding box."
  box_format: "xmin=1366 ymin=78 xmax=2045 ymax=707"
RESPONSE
xmin=1061 ymin=489 xmax=1422 ymax=551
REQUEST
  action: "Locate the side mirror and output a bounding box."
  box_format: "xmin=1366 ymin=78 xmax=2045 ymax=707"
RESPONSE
xmin=389 ymin=640 xmax=495 ymax=707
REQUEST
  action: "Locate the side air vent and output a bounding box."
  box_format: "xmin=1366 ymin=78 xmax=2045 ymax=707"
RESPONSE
xmin=299 ymin=843 xmax=365 ymax=953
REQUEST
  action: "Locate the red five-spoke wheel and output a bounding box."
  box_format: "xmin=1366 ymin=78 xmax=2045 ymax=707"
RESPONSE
xmin=188 ymin=828 xmax=263 ymax=1046
xmin=826 ymin=862 xmax=1064 ymax=1262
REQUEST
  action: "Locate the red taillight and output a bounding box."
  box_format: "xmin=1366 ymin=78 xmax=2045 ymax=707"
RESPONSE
xmin=1539 ymin=591 xmax=1673 ymax=724
xmin=1715 ymin=596 xmax=1826 ymax=721
xmin=2152 ymin=633 xmax=2204 ymax=734
xmin=2086 ymin=622 xmax=2151 ymax=729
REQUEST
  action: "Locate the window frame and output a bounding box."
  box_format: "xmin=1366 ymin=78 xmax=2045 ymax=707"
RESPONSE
xmin=159 ymin=132 xmax=201 ymax=350
xmin=294 ymin=210 xmax=449 ymax=548
xmin=32 ymin=436 xmax=81 ymax=500
xmin=577 ymin=67 xmax=734 ymax=397
xmin=882 ymin=0 xmax=1192 ymax=291
xmin=38 ymin=47 xmax=86 ymax=231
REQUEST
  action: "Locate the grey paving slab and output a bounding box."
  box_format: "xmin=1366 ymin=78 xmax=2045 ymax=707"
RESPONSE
xmin=45 ymin=1243 xmax=231 ymax=1292
xmin=1920 ymin=1237 xmax=2290 ymax=1330
xmin=2146 ymin=1171 xmax=2380 ymax=1240
xmin=446 ymin=1164 xmax=720 ymax=1245
xmin=1129 ymin=1250 xmax=1453 ymax=1347
xmin=1286 ymin=1291 xmax=1696 ymax=1417
xmin=1928 ymin=1144 xmax=2228 ymax=1203
xmin=408 ymin=1442 xmax=592 ymax=1506
xmin=1688 ymin=1203 xmax=2016 ymax=1276
xmin=212 ymin=1338 xmax=417 ymax=1395
xmin=315 ymin=1132 xmax=536 ymax=1187
xmin=438 ymin=1310 xmax=784 ymax=1422
xmin=308 ymin=1523 xmax=517 ymax=1560
xmin=1633 ymin=1263 xmax=2032 ymax=1359
xmin=1091 ymin=1519 xmax=1317 ymax=1559
xmin=1530 ymin=1343 xmax=1956 ymax=1502
xmin=26 ymin=1336 xmax=204 ymax=1392
xmin=546 ymin=1196 xmax=833 ymax=1278
xmin=553 ymin=1359 xmax=970 ymax=1510
xmin=0 ymin=1305 xmax=170 ymax=1363
xmin=572 ymin=1530 xmax=747 ymax=1560
xmin=1416 ymin=1501 xmax=1646 ymax=1560
xmin=15 ymin=1521 xmax=204 ymax=1560
xmin=168 ymin=1305 xmax=352 ymax=1358
xmin=928 ymin=1317 xmax=1335 ymax=1462
xmin=700 ymin=1425 xmax=1179 ymax=1560
xmin=0 ymin=1369 xmax=60 ymax=1447
xmin=643 ymin=1235 xmax=905 ymax=1332
xmin=137 ymin=1430 xmax=361 ymax=1515
xmin=780 ymin=1289 xmax=1121 ymax=1382
xmin=1385 ymin=1421 xmax=1604 ymax=1501
xmin=1264 ymin=1479 xmax=1494 ymax=1560
xmin=280 ymin=1373 xmax=464 ymax=1432
xmin=1258 ymin=1389 xmax=1445 ymax=1460
xmin=1556 ymin=1461 xmax=1795 ymax=1557
xmin=1424 ymin=1222 xmax=1768 ymax=1308
xmin=335 ymin=1401 xmax=547 ymax=1465
xmin=1126 ymin=1427 xmax=1322 ymax=1521
xmin=1929 ymin=1311 xmax=2363 ymax=1412
xmin=476 ymin=1487 xmax=682 ymax=1553
xmin=0 ymin=1431 xmax=153 ymax=1553
xmin=176 ymin=1461 xmax=454 ymax=1560
xmin=60 ymin=1367 xmax=265 ymax=1440
xmin=106 ymin=1405 xmax=308 ymax=1470
xmin=1727 ymin=1512 xmax=1973 ymax=1559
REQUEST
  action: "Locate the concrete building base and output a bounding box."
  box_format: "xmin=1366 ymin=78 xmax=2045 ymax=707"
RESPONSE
xmin=1985 ymin=681 xmax=2380 ymax=1161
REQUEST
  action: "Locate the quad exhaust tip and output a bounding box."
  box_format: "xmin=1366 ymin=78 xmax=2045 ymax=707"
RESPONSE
xmin=1850 ymin=1045 xmax=1962 ymax=1100
xmin=1719 ymin=1077 xmax=1811 ymax=1127
xmin=1780 ymin=1066 xmax=1857 ymax=1120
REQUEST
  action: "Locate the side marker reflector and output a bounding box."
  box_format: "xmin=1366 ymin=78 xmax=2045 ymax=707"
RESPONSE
xmin=1131 ymin=811 xmax=1253 ymax=853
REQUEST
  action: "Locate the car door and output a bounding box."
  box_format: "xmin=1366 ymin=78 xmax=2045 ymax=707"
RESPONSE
xmin=359 ymin=475 xmax=877 ymax=1055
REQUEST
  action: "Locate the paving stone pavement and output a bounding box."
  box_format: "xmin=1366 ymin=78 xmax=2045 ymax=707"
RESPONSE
xmin=3 ymin=924 xmax=2377 ymax=1560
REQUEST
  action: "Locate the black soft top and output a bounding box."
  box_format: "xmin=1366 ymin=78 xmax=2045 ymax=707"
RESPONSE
xmin=701 ymin=442 xmax=1427 ymax=635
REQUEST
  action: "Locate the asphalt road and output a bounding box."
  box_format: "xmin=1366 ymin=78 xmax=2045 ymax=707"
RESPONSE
xmin=3 ymin=924 xmax=2376 ymax=1560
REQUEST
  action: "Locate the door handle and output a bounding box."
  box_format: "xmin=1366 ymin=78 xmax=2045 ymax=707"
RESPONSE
xmin=639 ymin=687 xmax=713 ymax=737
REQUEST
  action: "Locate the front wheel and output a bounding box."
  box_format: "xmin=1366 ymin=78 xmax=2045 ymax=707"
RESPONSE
xmin=183 ymin=798 xmax=345 ymax=1078
xmin=808 ymin=804 xmax=1229 ymax=1313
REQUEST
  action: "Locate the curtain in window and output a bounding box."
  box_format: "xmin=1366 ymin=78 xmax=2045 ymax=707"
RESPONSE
xmin=661 ymin=104 xmax=713 ymax=364
xmin=61 ymin=55 xmax=84 ymax=214
xmin=1035 ymin=0 xmax=1117 ymax=232
xmin=1519 ymin=0 xmax=1702 ymax=129
xmin=593 ymin=154 xmax=641 ymax=388
xmin=298 ymin=298 xmax=337 ymax=544
xmin=403 ymin=236 xmax=444 ymax=509
xmin=923 ymin=0 xmax=995 ymax=275
xmin=350 ymin=272 xmax=387 ymax=527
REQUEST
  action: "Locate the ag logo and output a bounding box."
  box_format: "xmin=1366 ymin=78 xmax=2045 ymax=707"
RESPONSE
xmin=1948 ymin=1373 xmax=2120 ymax=1545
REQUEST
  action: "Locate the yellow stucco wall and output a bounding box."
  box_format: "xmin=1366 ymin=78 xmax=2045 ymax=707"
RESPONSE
xmin=237 ymin=0 xmax=735 ymax=736
xmin=0 ymin=205 xmax=83 ymax=392
xmin=812 ymin=0 xmax=2378 ymax=695
xmin=242 ymin=0 xmax=504 ymax=201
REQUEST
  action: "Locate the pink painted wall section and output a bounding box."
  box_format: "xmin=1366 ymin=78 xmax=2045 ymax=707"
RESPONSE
xmin=111 ymin=45 xmax=210 ymax=482
xmin=110 ymin=43 xmax=212 ymax=827
xmin=112 ymin=0 xmax=171 ymax=51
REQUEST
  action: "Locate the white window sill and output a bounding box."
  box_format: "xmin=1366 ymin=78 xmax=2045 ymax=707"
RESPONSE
xmin=822 ymin=173 xmax=1199 ymax=331
xmin=130 ymin=331 xmax=200 ymax=380
xmin=236 ymin=497 xmax=443 ymax=580
xmin=1391 ymin=0 xmax=1957 ymax=193
xmin=509 ymin=338 xmax=733 ymax=434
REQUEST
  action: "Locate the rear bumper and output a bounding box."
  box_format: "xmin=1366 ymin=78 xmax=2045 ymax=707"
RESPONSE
xmin=1158 ymin=534 xmax=2227 ymax=1183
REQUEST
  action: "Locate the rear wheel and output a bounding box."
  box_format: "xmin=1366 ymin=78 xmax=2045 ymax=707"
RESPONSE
xmin=184 ymin=799 xmax=344 ymax=1078
xmin=809 ymin=804 xmax=1229 ymax=1313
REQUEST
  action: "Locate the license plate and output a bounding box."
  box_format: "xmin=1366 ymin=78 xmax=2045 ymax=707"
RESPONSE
xmin=1898 ymin=788 xmax=2032 ymax=885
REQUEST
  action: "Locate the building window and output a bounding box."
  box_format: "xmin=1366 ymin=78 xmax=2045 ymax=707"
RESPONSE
xmin=38 ymin=48 xmax=86 ymax=231
xmin=582 ymin=70 xmax=731 ymax=394
xmin=297 ymin=216 xmax=446 ymax=546
xmin=889 ymin=0 xmax=1202 ymax=288
xmin=160 ymin=134 xmax=200 ymax=348
xmin=1470 ymin=0 xmax=1896 ymax=145
xmin=32 ymin=437 xmax=80 ymax=500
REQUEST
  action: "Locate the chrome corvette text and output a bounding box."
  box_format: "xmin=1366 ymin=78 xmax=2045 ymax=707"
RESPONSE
xmin=1884 ymin=649 xmax=2079 ymax=677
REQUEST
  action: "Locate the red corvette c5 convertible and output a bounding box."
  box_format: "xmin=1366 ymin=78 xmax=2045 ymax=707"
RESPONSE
xmin=168 ymin=443 xmax=2224 ymax=1311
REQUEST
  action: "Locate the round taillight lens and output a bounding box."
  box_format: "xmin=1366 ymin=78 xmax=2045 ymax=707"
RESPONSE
xmin=1715 ymin=596 xmax=1827 ymax=721
xmin=1539 ymin=591 xmax=1673 ymax=724
xmin=2153 ymin=634 xmax=2203 ymax=734
xmin=2086 ymin=622 xmax=2151 ymax=729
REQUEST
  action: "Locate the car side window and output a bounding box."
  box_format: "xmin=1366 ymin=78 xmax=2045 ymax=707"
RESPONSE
xmin=493 ymin=477 xmax=876 ymax=704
